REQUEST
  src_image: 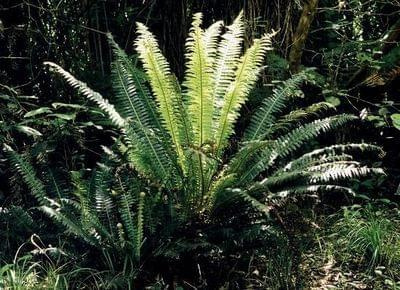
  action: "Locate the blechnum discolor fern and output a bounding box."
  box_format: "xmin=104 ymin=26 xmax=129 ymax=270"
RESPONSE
xmin=6 ymin=12 xmax=384 ymax=263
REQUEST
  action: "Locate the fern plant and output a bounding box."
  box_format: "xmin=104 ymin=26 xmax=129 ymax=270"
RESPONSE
xmin=5 ymin=12 xmax=384 ymax=285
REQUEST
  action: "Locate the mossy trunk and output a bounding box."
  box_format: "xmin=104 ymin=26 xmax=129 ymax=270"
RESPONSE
xmin=288 ymin=0 xmax=319 ymax=73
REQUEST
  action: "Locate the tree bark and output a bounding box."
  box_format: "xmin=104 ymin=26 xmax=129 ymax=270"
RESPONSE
xmin=381 ymin=18 xmax=400 ymax=54
xmin=288 ymin=0 xmax=319 ymax=73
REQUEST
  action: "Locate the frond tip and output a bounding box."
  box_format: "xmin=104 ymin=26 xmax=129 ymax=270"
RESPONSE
xmin=134 ymin=23 xmax=187 ymax=166
xmin=44 ymin=61 xmax=126 ymax=128
xmin=215 ymin=32 xmax=275 ymax=154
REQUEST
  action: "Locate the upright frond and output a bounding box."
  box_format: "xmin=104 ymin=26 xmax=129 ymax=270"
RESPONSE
xmin=111 ymin=53 xmax=179 ymax=185
xmin=135 ymin=23 xmax=188 ymax=167
xmin=94 ymin=163 xmax=117 ymax=239
xmin=136 ymin=192 xmax=146 ymax=259
xmin=107 ymin=34 xmax=164 ymax=133
xmin=203 ymin=20 xmax=223 ymax=62
xmin=211 ymin=12 xmax=245 ymax=136
xmin=215 ymin=33 xmax=274 ymax=155
xmin=183 ymin=13 xmax=215 ymax=146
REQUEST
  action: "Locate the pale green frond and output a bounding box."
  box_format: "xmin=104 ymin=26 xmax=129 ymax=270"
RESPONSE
xmin=183 ymin=13 xmax=215 ymax=146
xmin=215 ymin=33 xmax=274 ymax=155
xmin=44 ymin=62 xmax=126 ymax=128
xmin=107 ymin=34 xmax=167 ymax=136
xmin=211 ymin=12 xmax=245 ymax=135
xmin=135 ymin=23 xmax=187 ymax=167
xmin=203 ymin=20 xmax=223 ymax=61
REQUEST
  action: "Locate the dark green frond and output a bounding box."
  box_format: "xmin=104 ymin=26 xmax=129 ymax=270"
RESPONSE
xmin=107 ymin=34 xmax=164 ymax=133
xmin=233 ymin=114 xmax=358 ymax=184
xmin=244 ymin=69 xmax=314 ymax=142
xmin=266 ymin=102 xmax=333 ymax=136
xmin=4 ymin=145 xmax=48 ymax=206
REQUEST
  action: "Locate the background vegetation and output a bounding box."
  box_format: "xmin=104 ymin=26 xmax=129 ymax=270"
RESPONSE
xmin=1 ymin=0 xmax=400 ymax=288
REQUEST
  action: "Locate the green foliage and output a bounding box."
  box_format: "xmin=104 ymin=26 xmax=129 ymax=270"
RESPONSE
xmin=0 ymin=252 xmax=67 ymax=290
xmin=334 ymin=205 xmax=400 ymax=274
xmin=306 ymin=203 xmax=400 ymax=288
xmin=5 ymin=12 xmax=384 ymax=287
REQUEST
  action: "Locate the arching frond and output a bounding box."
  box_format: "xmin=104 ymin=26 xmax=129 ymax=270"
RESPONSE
xmin=231 ymin=114 xmax=358 ymax=184
xmin=266 ymin=102 xmax=333 ymax=136
xmin=207 ymin=173 xmax=237 ymax=210
xmin=283 ymin=143 xmax=384 ymax=172
xmin=44 ymin=62 xmax=125 ymax=128
xmin=244 ymin=69 xmax=313 ymax=141
xmin=260 ymin=162 xmax=383 ymax=190
xmin=270 ymin=185 xmax=357 ymax=200
xmin=45 ymin=61 xmax=177 ymax=186
xmin=308 ymin=166 xmax=384 ymax=184
xmin=41 ymin=205 xmax=100 ymax=246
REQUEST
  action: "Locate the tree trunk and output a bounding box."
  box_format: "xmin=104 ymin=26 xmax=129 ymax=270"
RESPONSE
xmin=381 ymin=18 xmax=400 ymax=54
xmin=288 ymin=0 xmax=319 ymax=73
